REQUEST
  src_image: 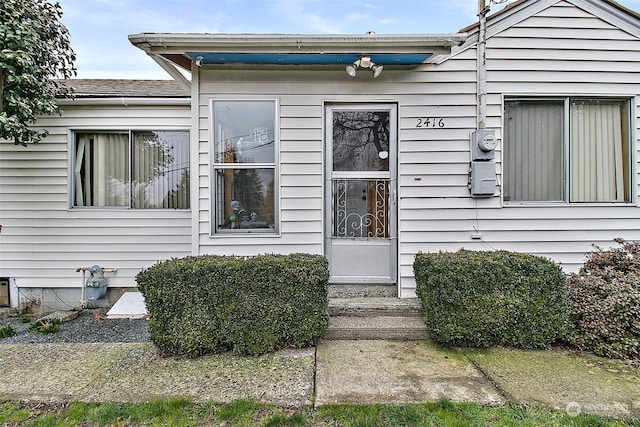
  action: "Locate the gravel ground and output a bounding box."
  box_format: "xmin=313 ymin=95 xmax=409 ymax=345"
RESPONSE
xmin=0 ymin=309 xmax=149 ymax=344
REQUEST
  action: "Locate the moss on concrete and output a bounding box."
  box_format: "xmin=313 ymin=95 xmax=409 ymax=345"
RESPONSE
xmin=0 ymin=343 xmax=315 ymax=407
xmin=315 ymin=340 xmax=504 ymax=406
xmin=88 ymin=345 xmax=315 ymax=406
xmin=463 ymin=347 xmax=640 ymax=419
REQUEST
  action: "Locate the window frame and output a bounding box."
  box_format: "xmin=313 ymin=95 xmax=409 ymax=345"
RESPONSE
xmin=69 ymin=129 xmax=191 ymax=210
xmin=209 ymin=98 xmax=280 ymax=236
xmin=502 ymin=96 xmax=634 ymax=206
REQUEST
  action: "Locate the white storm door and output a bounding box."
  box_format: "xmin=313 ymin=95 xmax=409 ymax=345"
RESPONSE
xmin=325 ymin=104 xmax=397 ymax=283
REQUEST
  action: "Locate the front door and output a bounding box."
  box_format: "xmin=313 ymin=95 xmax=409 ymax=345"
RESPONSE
xmin=325 ymin=104 xmax=397 ymax=283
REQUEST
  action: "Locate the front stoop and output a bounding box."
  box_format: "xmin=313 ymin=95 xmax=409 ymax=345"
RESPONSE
xmin=328 ymin=283 xmax=398 ymax=298
xmin=324 ymin=285 xmax=429 ymax=340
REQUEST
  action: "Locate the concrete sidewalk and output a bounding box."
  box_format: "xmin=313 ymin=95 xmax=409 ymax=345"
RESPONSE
xmin=0 ymin=340 xmax=638 ymax=420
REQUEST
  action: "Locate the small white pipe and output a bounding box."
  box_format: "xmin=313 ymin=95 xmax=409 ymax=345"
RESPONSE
xmin=80 ymin=268 xmax=87 ymax=308
xmin=99 ymin=268 xmax=118 ymax=278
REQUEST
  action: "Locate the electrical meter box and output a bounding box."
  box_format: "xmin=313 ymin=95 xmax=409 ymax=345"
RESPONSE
xmin=470 ymin=161 xmax=496 ymax=197
xmin=471 ymin=130 xmax=497 ymax=160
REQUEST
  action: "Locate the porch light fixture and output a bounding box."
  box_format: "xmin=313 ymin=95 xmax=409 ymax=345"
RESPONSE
xmin=195 ymin=56 xmax=203 ymax=67
xmin=372 ymin=64 xmax=383 ymax=78
xmin=346 ymin=55 xmax=383 ymax=78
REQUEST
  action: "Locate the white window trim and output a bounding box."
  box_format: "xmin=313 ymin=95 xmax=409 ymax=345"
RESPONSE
xmin=501 ymin=96 xmax=634 ymax=207
xmin=209 ymin=98 xmax=280 ymax=236
xmin=68 ymin=129 xmax=191 ymax=210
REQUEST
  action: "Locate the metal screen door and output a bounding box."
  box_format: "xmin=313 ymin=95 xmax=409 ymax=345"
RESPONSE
xmin=325 ymin=104 xmax=397 ymax=283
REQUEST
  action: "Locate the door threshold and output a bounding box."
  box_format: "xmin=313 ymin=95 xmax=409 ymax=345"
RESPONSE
xmin=330 ymin=277 xmax=396 ymax=285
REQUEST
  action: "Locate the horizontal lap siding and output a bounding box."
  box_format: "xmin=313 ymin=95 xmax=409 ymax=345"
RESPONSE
xmin=195 ymin=2 xmax=640 ymax=298
xmin=197 ymin=66 xmax=482 ymax=259
xmin=399 ymin=1 xmax=640 ymax=298
xmin=198 ymin=74 xmax=325 ymax=255
xmin=0 ymin=104 xmax=192 ymax=288
xmin=397 ymin=50 xmax=483 ymax=297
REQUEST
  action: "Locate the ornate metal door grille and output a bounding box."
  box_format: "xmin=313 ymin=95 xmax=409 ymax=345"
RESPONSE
xmin=333 ymin=178 xmax=389 ymax=238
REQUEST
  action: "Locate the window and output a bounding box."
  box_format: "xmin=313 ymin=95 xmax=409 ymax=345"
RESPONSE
xmin=72 ymin=130 xmax=190 ymax=209
xmin=212 ymin=100 xmax=277 ymax=233
xmin=504 ymin=98 xmax=631 ymax=203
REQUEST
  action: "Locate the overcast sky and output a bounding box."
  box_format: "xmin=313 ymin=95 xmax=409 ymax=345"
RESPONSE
xmin=56 ymin=0 xmax=640 ymax=79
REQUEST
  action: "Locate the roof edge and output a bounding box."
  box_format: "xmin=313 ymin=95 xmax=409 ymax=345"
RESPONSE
xmin=57 ymin=97 xmax=191 ymax=106
xmin=128 ymin=33 xmax=468 ymax=53
xmin=459 ymin=0 xmax=640 ymax=34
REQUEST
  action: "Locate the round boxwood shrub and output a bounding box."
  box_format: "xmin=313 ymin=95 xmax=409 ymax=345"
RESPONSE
xmin=414 ymin=250 xmax=570 ymax=349
xmin=136 ymin=253 xmax=329 ymax=357
xmin=566 ymin=239 xmax=640 ymax=360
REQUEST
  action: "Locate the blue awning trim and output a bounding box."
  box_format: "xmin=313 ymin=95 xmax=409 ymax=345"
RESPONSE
xmin=185 ymin=52 xmax=432 ymax=65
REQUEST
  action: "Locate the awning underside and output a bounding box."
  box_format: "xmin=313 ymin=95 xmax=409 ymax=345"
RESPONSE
xmin=184 ymin=52 xmax=432 ymax=65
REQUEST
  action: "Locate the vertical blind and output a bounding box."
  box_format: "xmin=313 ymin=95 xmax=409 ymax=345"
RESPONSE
xmin=504 ymin=99 xmax=629 ymax=203
xmin=504 ymin=100 xmax=564 ymax=202
xmin=569 ymin=100 xmax=628 ymax=202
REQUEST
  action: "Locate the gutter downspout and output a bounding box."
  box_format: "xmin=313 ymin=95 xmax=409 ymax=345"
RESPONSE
xmin=477 ymin=0 xmax=489 ymax=130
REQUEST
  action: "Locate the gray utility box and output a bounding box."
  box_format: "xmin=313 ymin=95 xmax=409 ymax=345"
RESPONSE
xmin=470 ymin=161 xmax=496 ymax=197
xmin=84 ymin=265 xmax=108 ymax=301
xmin=86 ymin=277 xmax=107 ymax=301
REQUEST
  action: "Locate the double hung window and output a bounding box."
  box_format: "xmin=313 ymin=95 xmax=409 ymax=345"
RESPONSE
xmin=72 ymin=130 xmax=190 ymax=209
xmin=211 ymin=100 xmax=277 ymax=233
xmin=504 ymin=98 xmax=631 ymax=204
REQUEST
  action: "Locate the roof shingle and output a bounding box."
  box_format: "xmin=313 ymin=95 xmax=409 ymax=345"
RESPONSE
xmin=59 ymin=79 xmax=189 ymax=98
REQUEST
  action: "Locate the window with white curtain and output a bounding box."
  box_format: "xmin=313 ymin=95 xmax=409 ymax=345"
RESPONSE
xmin=504 ymin=98 xmax=631 ymax=204
xmin=73 ymin=130 xmax=190 ymax=209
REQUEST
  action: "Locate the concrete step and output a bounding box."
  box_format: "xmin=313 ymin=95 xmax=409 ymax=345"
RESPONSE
xmin=328 ymin=283 xmax=397 ymax=298
xmin=106 ymin=291 xmax=148 ymax=319
xmin=329 ymin=297 xmax=423 ymax=317
xmin=323 ymin=315 xmax=429 ymax=340
xmin=325 ymin=284 xmax=427 ymax=340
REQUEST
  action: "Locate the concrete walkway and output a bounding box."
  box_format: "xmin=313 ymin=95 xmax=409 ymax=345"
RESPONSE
xmin=0 ymin=340 xmax=638 ymax=420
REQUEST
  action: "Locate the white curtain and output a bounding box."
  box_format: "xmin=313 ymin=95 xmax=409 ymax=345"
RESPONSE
xmin=75 ymin=133 xmax=129 ymax=207
xmin=570 ymin=101 xmax=627 ymax=202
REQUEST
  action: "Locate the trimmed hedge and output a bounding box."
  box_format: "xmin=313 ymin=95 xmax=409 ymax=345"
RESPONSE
xmin=566 ymin=239 xmax=640 ymax=360
xmin=136 ymin=253 xmax=329 ymax=357
xmin=414 ymin=250 xmax=570 ymax=349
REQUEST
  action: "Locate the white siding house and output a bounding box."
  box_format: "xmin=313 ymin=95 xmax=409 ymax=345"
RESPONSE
xmin=0 ymin=81 xmax=192 ymax=309
xmin=1 ymin=0 xmax=639 ymax=307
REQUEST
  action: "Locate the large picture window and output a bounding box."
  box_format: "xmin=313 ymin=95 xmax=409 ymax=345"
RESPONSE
xmin=504 ymin=98 xmax=631 ymax=204
xmin=212 ymin=100 xmax=277 ymax=233
xmin=72 ymin=130 xmax=190 ymax=209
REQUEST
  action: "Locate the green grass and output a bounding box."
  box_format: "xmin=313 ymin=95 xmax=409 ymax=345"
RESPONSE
xmin=28 ymin=318 xmax=60 ymax=334
xmin=0 ymin=398 xmax=638 ymax=426
xmin=0 ymin=323 xmax=16 ymax=338
xmin=0 ymin=401 xmax=31 ymax=424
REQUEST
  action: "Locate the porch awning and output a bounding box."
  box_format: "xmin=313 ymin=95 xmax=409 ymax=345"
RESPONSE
xmin=128 ymin=33 xmax=468 ymax=71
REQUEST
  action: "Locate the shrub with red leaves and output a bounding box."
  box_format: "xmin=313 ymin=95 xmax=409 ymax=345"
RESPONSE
xmin=566 ymin=239 xmax=640 ymax=360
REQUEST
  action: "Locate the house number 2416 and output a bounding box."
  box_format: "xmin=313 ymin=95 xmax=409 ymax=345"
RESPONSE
xmin=416 ymin=117 xmax=445 ymax=128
